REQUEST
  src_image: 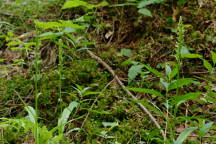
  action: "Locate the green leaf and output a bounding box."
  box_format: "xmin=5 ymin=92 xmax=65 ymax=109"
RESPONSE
xmin=115 ymin=3 xmax=136 ymax=7
xmin=181 ymin=53 xmax=203 ymax=59
xmin=169 ymin=65 xmax=179 ymax=80
xmin=58 ymin=101 xmax=78 ymax=134
xmin=180 ymin=46 xmax=190 ymax=55
xmin=160 ymin=78 xmax=170 ymax=91
xmin=165 ymin=64 xmax=172 ymax=77
xmin=168 ymin=78 xmax=194 ymax=91
xmin=200 ymin=121 xmax=214 ymax=135
xmin=138 ymin=8 xmax=152 ymax=17
xmin=138 ymin=0 xmax=163 ymax=8
xmin=174 ymin=127 xmax=197 ymax=144
xmin=0 ymin=59 xmax=6 ymax=62
xmin=177 ymin=0 xmax=187 ymax=5
xmin=59 ymin=20 xmax=85 ymax=29
xmin=128 ymin=65 xmax=143 ymax=84
xmin=83 ymin=91 xmax=100 ymax=96
xmin=96 ymin=1 xmax=109 ymax=7
xmin=118 ymin=48 xmax=133 ymax=57
xmin=34 ymin=20 xmax=85 ymax=30
xmin=39 ymin=32 xmax=60 ymax=40
xmin=144 ymin=64 xmax=164 ymax=78
xmin=62 ymin=0 xmax=88 ymax=9
xmin=63 ymin=27 xmax=76 ymax=33
xmin=102 ymin=122 xmax=118 ymax=128
xmin=24 ymin=106 xmax=37 ymax=124
xmin=211 ymin=51 xmax=216 ymax=65
xmin=126 ymin=87 xmax=164 ymax=97
xmin=34 ymin=20 xmax=62 ymax=30
xmin=173 ymin=92 xmax=202 ymax=107
xmin=202 ymin=59 xmax=213 ymax=72
xmin=138 ymin=1 xmax=154 ymax=8
xmin=7 ymin=41 xmax=23 ymax=46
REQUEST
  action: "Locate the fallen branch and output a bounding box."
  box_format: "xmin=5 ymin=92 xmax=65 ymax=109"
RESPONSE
xmin=86 ymin=50 xmax=166 ymax=140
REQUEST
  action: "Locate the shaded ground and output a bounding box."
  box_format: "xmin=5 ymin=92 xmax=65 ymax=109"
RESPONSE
xmin=0 ymin=0 xmax=216 ymax=143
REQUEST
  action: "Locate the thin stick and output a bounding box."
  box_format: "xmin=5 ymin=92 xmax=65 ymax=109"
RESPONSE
xmin=86 ymin=50 xmax=166 ymax=140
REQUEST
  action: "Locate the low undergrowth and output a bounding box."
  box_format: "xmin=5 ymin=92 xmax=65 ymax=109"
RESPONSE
xmin=0 ymin=0 xmax=216 ymax=144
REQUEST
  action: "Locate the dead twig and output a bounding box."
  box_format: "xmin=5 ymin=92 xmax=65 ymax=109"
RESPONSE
xmin=86 ymin=50 xmax=166 ymax=140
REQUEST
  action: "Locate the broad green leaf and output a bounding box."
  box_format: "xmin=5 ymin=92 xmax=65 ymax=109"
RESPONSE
xmin=202 ymin=59 xmax=213 ymax=72
xmin=173 ymin=92 xmax=202 ymax=107
xmin=177 ymin=0 xmax=187 ymax=5
xmin=180 ymin=46 xmax=190 ymax=55
xmin=126 ymin=87 xmax=164 ymax=97
xmin=169 ymin=66 xmax=179 ymax=80
xmin=138 ymin=8 xmax=152 ymax=17
xmin=58 ymin=101 xmax=78 ymax=134
xmin=160 ymin=78 xmax=170 ymax=91
xmin=63 ymin=27 xmax=76 ymax=33
xmin=144 ymin=64 xmax=164 ymax=78
xmin=138 ymin=0 xmax=163 ymax=8
xmin=74 ymin=15 xmax=91 ymax=22
xmin=168 ymin=78 xmax=194 ymax=91
xmin=128 ymin=65 xmax=143 ymax=84
xmin=165 ymin=64 xmax=172 ymax=77
xmin=7 ymin=41 xmax=23 ymax=46
xmin=0 ymin=59 xmax=5 ymax=62
xmin=174 ymin=127 xmax=197 ymax=144
xmin=211 ymin=51 xmax=216 ymax=65
xmin=200 ymin=120 xmax=214 ymax=135
xmin=96 ymin=1 xmax=109 ymax=7
xmin=138 ymin=1 xmax=154 ymax=8
xmin=118 ymin=48 xmax=133 ymax=57
xmin=39 ymin=32 xmax=60 ymax=40
xmin=59 ymin=20 xmax=85 ymax=29
xmin=62 ymin=0 xmax=88 ymax=9
xmin=102 ymin=122 xmax=118 ymax=128
xmin=181 ymin=54 xmax=203 ymax=59
xmin=24 ymin=106 xmax=37 ymax=124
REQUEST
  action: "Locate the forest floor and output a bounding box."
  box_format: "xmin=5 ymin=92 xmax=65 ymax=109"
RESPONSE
xmin=0 ymin=0 xmax=216 ymax=144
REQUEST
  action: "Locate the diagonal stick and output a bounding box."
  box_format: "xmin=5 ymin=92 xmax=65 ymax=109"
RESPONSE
xmin=87 ymin=50 xmax=166 ymax=140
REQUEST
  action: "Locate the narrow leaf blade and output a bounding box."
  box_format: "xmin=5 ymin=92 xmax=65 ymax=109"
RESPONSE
xmin=127 ymin=87 xmax=164 ymax=97
xmin=144 ymin=64 xmax=164 ymax=78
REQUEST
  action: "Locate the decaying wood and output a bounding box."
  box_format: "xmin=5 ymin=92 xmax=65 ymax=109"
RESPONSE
xmin=86 ymin=50 xmax=166 ymax=140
